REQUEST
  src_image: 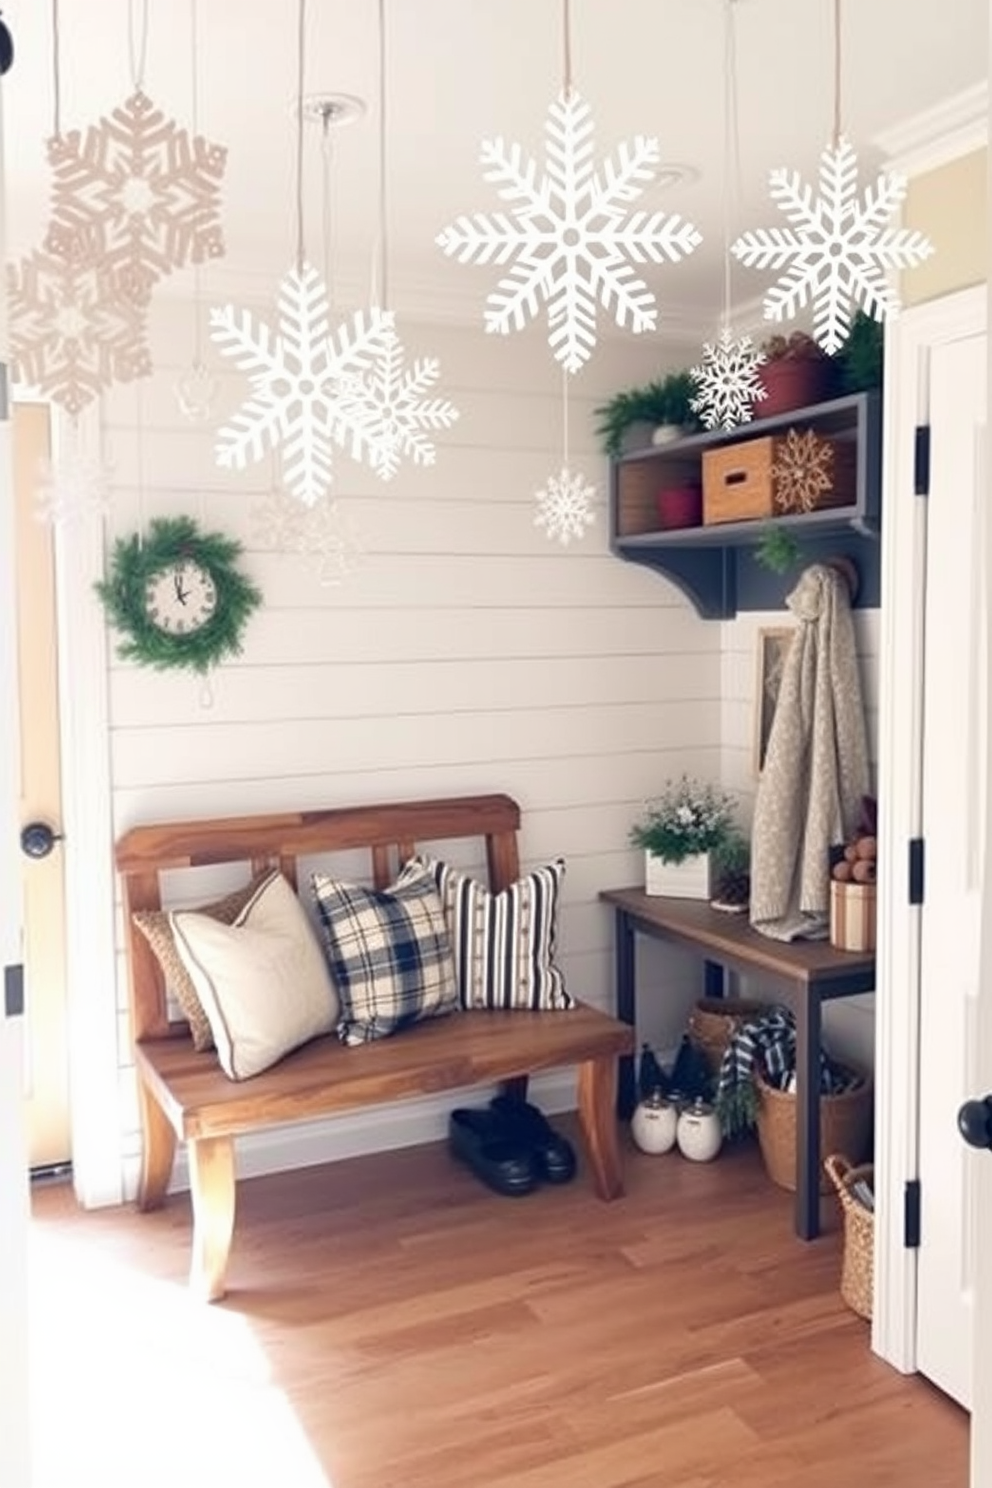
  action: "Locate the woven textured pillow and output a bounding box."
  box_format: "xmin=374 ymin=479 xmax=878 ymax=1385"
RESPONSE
xmin=133 ymin=874 xmax=273 ymax=1050
xmin=169 ymin=871 xmax=340 ymax=1081
xmin=310 ymin=864 xmax=458 ymax=1046
xmin=401 ymin=855 xmax=573 ymax=1011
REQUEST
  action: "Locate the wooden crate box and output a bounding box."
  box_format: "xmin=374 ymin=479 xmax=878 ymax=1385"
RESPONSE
xmin=702 ymin=432 xmax=857 ymax=527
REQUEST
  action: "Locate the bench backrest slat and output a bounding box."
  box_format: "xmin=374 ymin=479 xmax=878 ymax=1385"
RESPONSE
xmin=116 ymin=793 xmax=523 ymax=1043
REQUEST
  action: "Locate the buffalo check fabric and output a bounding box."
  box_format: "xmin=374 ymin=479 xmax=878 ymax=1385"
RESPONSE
xmin=401 ymin=855 xmax=573 ymax=1011
xmin=311 ymin=864 xmax=458 ymax=1045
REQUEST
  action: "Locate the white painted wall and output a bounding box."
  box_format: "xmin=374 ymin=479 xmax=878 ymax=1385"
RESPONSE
xmin=92 ymin=291 xmax=719 ymax=1193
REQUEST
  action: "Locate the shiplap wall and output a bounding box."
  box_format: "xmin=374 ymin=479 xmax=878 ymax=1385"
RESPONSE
xmin=720 ymin=607 xmax=880 ymax=1073
xmin=100 ymin=292 xmax=722 ymax=1189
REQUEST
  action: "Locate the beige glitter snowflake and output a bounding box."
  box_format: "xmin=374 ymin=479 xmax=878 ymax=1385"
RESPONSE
xmin=772 ymin=428 xmax=835 ymax=514
xmin=45 ymin=90 xmax=227 ymax=303
xmin=7 ymin=248 xmax=151 ymax=413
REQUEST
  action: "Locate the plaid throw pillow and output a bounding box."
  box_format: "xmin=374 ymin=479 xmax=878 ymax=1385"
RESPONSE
xmin=311 ymin=864 xmax=458 ymax=1046
xmin=400 ymin=855 xmax=573 ymax=1012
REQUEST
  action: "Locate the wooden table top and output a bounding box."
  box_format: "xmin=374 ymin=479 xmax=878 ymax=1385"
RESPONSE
xmin=599 ymin=886 xmax=876 ymax=992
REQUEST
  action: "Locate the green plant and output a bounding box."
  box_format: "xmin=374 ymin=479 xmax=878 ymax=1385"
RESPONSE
xmin=630 ymin=777 xmax=737 ymax=864
xmin=835 ymin=310 xmax=884 ymax=393
xmin=753 ymin=523 xmax=802 ymax=575
xmin=712 ymin=829 xmax=750 ymax=878
xmin=595 ymin=370 xmax=702 ymax=456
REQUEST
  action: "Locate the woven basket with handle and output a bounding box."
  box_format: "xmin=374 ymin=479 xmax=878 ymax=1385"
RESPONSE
xmin=754 ymin=1064 xmax=873 ymax=1194
xmin=824 ymin=1153 xmax=874 ymax=1320
xmin=686 ymin=996 xmax=771 ymax=1079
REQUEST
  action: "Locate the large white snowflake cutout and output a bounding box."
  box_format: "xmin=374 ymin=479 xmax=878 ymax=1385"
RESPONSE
xmin=7 ymin=248 xmax=151 ymax=413
xmin=45 ymin=90 xmax=227 ymax=304
xmin=535 ymin=465 xmax=596 ymax=545
xmin=731 ymin=137 xmax=934 ymax=354
xmin=437 ymin=90 xmax=701 ymax=373
xmin=210 ymin=263 xmax=395 ymax=507
xmin=690 ymin=328 xmax=767 ymax=432
xmin=353 ymin=324 xmax=459 ymax=481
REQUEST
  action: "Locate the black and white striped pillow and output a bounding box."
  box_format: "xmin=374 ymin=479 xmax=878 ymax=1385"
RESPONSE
xmin=401 ymin=855 xmax=572 ymax=1012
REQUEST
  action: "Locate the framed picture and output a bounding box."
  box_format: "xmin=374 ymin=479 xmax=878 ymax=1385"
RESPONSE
xmin=754 ymin=627 xmax=795 ymax=775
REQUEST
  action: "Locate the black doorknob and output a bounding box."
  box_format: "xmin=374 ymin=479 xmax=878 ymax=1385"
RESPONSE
xmin=958 ymin=1096 xmax=992 ymax=1151
xmin=19 ymin=821 xmax=63 ymax=860
xmin=0 ymin=13 xmax=13 ymax=75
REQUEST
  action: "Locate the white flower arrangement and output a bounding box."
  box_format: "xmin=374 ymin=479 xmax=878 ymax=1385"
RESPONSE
xmin=630 ymin=776 xmax=737 ymax=864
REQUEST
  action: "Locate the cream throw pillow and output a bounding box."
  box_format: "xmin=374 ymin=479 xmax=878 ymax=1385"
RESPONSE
xmin=170 ymin=871 xmax=340 ymax=1080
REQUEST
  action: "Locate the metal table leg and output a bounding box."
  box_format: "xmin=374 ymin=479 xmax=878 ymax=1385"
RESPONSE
xmin=794 ymin=987 xmax=822 ymax=1240
xmin=614 ymin=908 xmax=637 ymax=1119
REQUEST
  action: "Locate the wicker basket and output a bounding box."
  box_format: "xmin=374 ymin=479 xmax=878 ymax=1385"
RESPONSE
xmin=687 ymin=997 xmax=771 ymax=1079
xmin=824 ymin=1153 xmax=874 ymax=1320
xmin=755 ymin=1065 xmax=873 ymax=1194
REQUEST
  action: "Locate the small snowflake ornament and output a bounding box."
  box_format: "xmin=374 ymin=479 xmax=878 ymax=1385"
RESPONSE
xmin=731 ymin=136 xmax=934 ymax=354
xmin=772 ymin=428 xmax=834 ymax=513
xmin=535 ymin=465 xmax=596 ymax=545
xmin=7 ymin=247 xmax=151 ymax=413
xmin=210 ymin=263 xmax=396 ymax=506
xmin=174 ymin=361 xmax=219 ymax=423
xmin=35 ymin=445 xmax=113 ymax=526
xmin=353 ymin=323 xmax=459 ymax=481
xmin=690 ymin=328 xmax=767 ymax=432
xmin=437 ymin=90 xmax=701 ymax=373
xmin=250 ymin=491 xmax=308 ymax=552
xmin=45 ymin=90 xmax=227 ymax=303
xmin=298 ymin=499 xmax=364 ymax=587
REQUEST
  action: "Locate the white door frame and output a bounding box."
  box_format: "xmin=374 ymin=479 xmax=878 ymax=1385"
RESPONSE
xmin=874 ymin=284 xmax=988 ymax=1371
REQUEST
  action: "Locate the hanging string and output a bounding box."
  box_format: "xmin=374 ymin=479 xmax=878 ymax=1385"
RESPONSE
xmin=135 ymin=380 xmax=147 ymax=545
xmin=370 ymin=0 xmax=389 ymax=310
xmin=293 ymin=0 xmax=307 ymax=272
xmin=50 ymin=0 xmax=62 ymax=138
xmin=561 ymin=0 xmax=573 ymax=97
xmin=720 ymin=0 xmax=743 ymax=333
xmin=832 ymin=0 xmax=842 ymax=146
xmin=561 ymin=366 xmax=570 ymax=469
xmin=128 ymin=0 xmax=149 ymax=93
xmin=189 ymin=0 xmax=203 ymax=359
xmin=321 ymin=113 xmax=337 ymax=314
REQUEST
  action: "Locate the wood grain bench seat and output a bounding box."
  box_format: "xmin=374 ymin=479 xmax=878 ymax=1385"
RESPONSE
xmin=116 ymin=793 xmax=634 ymax=1300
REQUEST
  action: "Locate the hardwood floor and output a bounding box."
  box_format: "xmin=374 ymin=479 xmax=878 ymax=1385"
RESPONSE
xmin=29 ymin=1127 xmax=967 ymax=1488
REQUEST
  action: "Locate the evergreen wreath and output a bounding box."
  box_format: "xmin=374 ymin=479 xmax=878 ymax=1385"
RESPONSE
xmin=95 ymin=515 xmax=262 ymax=674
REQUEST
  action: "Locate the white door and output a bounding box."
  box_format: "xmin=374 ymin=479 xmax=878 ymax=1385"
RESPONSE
xmin=916 ymin=330 xmax=987 ymax=1412
xmin=0 ymin=70 xmax=33 ymax=1488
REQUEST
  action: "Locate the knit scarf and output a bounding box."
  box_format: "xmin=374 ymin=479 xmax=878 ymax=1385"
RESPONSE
xmin=714 ymin=1007 xmax=851 ymax=1137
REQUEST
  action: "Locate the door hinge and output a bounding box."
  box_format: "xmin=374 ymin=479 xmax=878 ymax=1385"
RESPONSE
xmin=908 ymin=837 xmax=925 ymax=905
xmin=3 ymin=963 xmax=24 ymax=1018
xmin=914 ymin=425 xmax=931 ymax=496
xmin=904 ymin=1178 xmax=922 ymax=1248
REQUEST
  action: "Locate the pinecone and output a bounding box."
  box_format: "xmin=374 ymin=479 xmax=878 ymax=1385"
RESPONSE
xmin=714 ymin=865 xmax=750 ymax=908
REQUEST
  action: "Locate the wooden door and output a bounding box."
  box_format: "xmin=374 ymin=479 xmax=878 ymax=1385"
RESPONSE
xmin=916 ymin=329 xmax=987 ymax=1410
xmin=14 ymin=401 xmax=71 ymax=1169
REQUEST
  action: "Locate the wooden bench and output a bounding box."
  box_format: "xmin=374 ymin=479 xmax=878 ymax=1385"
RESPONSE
xmin=116 ymin=792 xmax=634 ymax=1300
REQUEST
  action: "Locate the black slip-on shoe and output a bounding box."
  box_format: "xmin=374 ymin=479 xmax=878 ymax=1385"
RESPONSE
xmin=488 ymin=1095 xmax=577 ymax=1184
xmin=448 ymin=1107 xmax=539 ymax=1197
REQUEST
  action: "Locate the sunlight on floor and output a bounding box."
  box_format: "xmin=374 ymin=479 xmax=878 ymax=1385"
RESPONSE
xmin=29 ymin=1213 xmax=333 ymax=1488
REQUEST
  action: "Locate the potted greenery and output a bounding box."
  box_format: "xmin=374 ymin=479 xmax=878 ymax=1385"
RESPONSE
xmin=753 ymin=523 xmax=803 ymax=575
xmin=758 ymin=331 xmax=836 ymax=416
xmin=630 ymin=776 xmax=737 ymax=899
xmin=595 ymin=370 xmax=703 ymax=457
xmin=835 ymin=310 xmax=884 ymax=394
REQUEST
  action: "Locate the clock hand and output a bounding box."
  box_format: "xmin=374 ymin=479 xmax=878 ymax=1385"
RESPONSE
xmin=173 ymin=570 xmax=189 ymax=605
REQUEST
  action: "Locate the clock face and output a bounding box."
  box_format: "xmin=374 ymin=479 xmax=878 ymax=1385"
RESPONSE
xmin=144 ymin=560 xmax=218 ymax=636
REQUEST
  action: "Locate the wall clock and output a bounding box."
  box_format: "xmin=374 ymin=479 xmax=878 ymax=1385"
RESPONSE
xmin=95 ymin=514 xmax=262 ymax=673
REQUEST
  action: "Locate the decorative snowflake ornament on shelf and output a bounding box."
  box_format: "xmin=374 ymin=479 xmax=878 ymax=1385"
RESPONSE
xmin=690 ymin=328 xmax=767 ymax=432
xmin=35 ymin=444 xmax=113 ymax=526
xmin=45 ymin=91 xmax=227 ymax=303
xmin=437 ymin=90 xmax=701 ymax=373
xmin=7 ymin=248 xmax=151 ymax=413
xmin=356 ymin=324 xmax=459 ymax=481
xmin=731 ymin=137 xmax=934 ymax=354
xmin=772 ymin=428 xmax=834 ymax=514
xmin=535 ymin=465 xmax=596 ymax=545
xmin=210 ymin=263 xmax=396 ymax=507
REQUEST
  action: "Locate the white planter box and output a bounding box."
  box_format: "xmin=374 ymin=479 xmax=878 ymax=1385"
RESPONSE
xmin=644 ymin=850 xmax=711 ymax=899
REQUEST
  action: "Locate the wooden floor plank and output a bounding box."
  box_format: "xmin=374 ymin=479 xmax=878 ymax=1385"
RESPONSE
xmin=28 ymin=1128 xmax=967 ymax=1488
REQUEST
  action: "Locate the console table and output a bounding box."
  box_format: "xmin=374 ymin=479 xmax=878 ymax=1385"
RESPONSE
xmin=599 ymin=888 xmax=876 ymax=1240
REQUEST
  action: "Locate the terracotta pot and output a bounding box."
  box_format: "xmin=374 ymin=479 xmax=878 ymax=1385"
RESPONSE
xmin=758 ymin=357 xmax=836 ymax=416
xmin=656 ymin=483 xmax=702 ymax=531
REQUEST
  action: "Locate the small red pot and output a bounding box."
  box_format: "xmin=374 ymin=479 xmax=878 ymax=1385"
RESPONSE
xmin=657 ymin=483 xmax=702 ymax=530
xmin=758 ymin=357 xmax=836 ymax=416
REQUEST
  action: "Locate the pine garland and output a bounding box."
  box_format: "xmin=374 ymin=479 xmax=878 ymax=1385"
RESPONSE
xmin=95 ymin=515 xmax=262 ymax=674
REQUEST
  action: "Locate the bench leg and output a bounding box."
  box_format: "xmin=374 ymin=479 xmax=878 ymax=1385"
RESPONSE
xmin=136 ymin=1077 xmax=177 ymax=1212
xmin=577 ymin=1055 xmax=624 ymax=1200
xmin=187 ymin=1135 xmax=236 ymax=1303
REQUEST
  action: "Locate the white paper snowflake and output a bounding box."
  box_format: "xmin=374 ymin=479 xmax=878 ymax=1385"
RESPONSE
xmin=45 ymin=90 xmax=227 ymax=303
xmin=252 ymin=491 xmax=362 ymax=585
xmin=535 ymin=465 xmax=596 ymax=545
xmin=174 ymin=361 xmax=219 ymax=423
xmin=731 ymin=137 xmax=934 ymax=354
xmin=690 ymin=328 xmax=767 ymax=432
xmin=35 ymin=446 xmax=113 ymax=526
xmin=7 ymin=248 xmax=151 ymax=413
xmin=353 ymin=324 xmax=459 ymax=481
xmin=210 ymin=263 xmax=396 ymax=507
xmin=437 ymin=90 xmax=701 ymax=373
xmin=250 ymin=490 xmax=307 ymax=552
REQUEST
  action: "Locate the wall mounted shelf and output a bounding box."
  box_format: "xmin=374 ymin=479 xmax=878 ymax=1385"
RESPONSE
xmin=609 ymin=391 xmax=882 ymax=619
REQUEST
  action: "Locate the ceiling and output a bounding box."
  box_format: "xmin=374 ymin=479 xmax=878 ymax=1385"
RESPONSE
xmin=2 ymin=0 xmax=988 ymax=340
